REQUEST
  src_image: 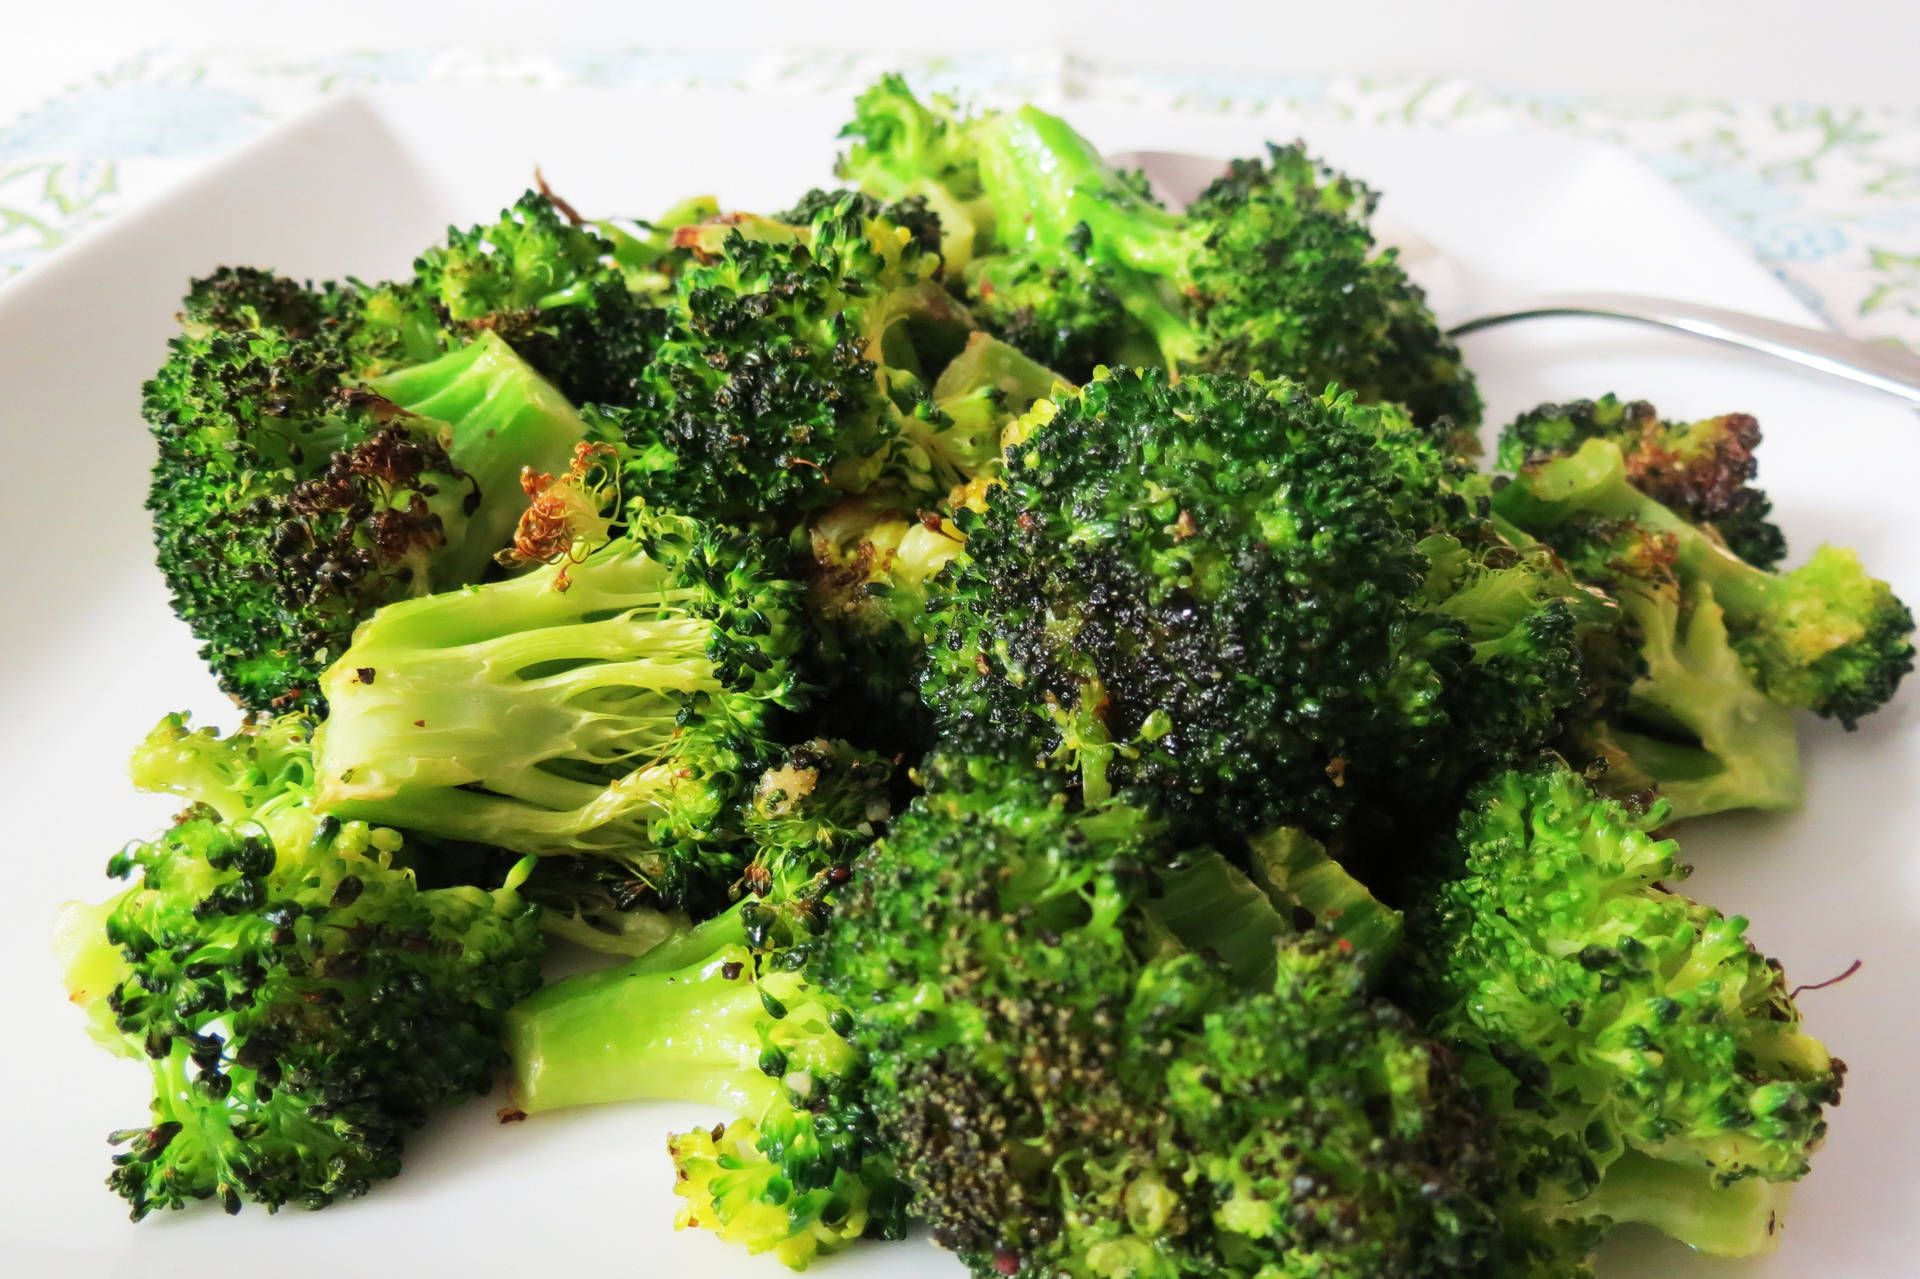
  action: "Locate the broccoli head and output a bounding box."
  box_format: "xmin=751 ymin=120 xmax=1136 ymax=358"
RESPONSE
xmin=836 ymin=73 xmax=995 ymax=273
xmin=600 ymin=193 xmax=975 ymax=526
xmin=1495 ymin=435 xmax=1914 ymax=726
xmin=145 ymin=291 xmax=588 ymax=711
xmin=366 ymin=189 xmax=669 ymax=406
xmin=312 ymin=508 xmax=808 ymax=910
xmin=822 ymin=763 xmax=1549 ymax=1279
xmin=1499 ymin=395 xmax=1786 ymax=569
xmin=54 ymin=714 xmax=543 ymax=1219
xmin=1400 ymin=762 xmax=1843 ymax=1256
xmin=836 ymin=79 xmax=1479 ymax=437
xmin=923 ymin=369 xmax=1580 ymax=840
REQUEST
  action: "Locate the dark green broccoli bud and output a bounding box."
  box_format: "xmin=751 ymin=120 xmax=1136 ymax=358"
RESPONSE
xmin=600 ymin=195 xmax=974 ymax=525
xmin=1400 ymin=762 xmax=1843 ymax=1257
xmin=144 ymin=296 xmax=587 ymax=711
xmin=1496 ymin=436 xmax=1914 ymax=726
xmin=923 ymin=370 xmax=1566 ymax=840
xmin=1416 ymin=521 xmax=1615 ymax=776
xmin=740 ymin=738 xmax=894 ymax=902
xmin=824 ymin=765 xmax=1542 ymax=1279
xmin=55 ymin=714 xmax=543 ymax=1220
xmin=506 ymin=900 xmax=908 ymax=1269
xmin=1499 ymin=395 xmax=1787 ymax=568
xmin=837 ymin=80 xmax=1479 ymax=437
xmin=836 ymin=74 xmax=994 ymax=273
xmin=390 ymin=189 xmax=668 ymax=407
xmin=962 ymin=229 xmax=1158 ymax=383
xmin=775 ymin=187 xmax=945 ymax=260
xmin=312 ymin=508 xmax=807 ymax=909
xmin=178 ymin=266 xmax=346 ymax=338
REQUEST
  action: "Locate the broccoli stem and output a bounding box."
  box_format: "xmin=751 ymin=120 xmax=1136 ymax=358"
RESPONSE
xmin=975 ymin=107 xmax=1183 ymax=263
xmin=507 ymin=924 xmax=779 ymax=1116
xmin=368 ymin=331 xmax=587 ymax=582
xmin=1571 ymin=1150 xmax=1790 ymax=1258
xmin=315 ymin=540 xmax=741 ymax=855
xmin=1245 ymin=827 xmax=1403 ymax=977
xmin=1143 ymin=850 xmax=1292 ymax=988
xmin=1496 ymin=438 xmax=1829 ymax=627
xmin=1496 ymin=435 xmax=1914 ymax=722
xmin=1610 ymin=579 xmax=1803 ymax=816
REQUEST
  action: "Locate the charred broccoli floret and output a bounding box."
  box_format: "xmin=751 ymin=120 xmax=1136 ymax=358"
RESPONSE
xmin=312 ymin=508 xmax=806 ymax=911
xmin=823 ymin=763 xmax=1552 ymax=1279
xmin=598 ymin=194 xmax=976 ymax=526
xmin=54 ymin=714 xmax=543 ymax=1219
xmin=1499 ymin=395 xmax=1786 ymax=569
xmin=923 ymin=370 xmax=1585 ymax=840
xmin=837 ymin=78 xmax=1479 ymax=436
xmin=1400 ymin=762 xmax=1843 ymax=1257
xmin=144 ymin=293 xmax=587 ymax=711
xmin=1495 ymin=435 xmax=1914 ymax=726
xmin=363 ymin=190 xmax=669 ymax=405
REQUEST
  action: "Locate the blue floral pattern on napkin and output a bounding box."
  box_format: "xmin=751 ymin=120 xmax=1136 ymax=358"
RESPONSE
xmin=3 ymin=49 xmax=1917 ymax=350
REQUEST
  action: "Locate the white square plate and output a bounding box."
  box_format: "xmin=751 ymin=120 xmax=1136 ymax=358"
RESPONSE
xmin=3 ymin=87 xmax=1915 ymax=1278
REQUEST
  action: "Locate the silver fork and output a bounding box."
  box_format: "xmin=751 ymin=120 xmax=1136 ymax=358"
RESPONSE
xmin=1106 ymin=149 xmax=1920 ymax=408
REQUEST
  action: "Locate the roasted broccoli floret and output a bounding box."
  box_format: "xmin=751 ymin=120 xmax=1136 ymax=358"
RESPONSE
xmin=923 ymin=369 xmax=1586 ymax=841
xmin=1559 ymin=523 xmax=1804 ymax=817
xmin=1400 ymin=762 xmax=1844 ymax=1257
xmin=1499 ymin=395 xmax=1786 ymax=569
xmin=837 ymin=78 xmax=1479 ymax=436
xmin=1495 ymin=434 xmax=1914 ymax=726
xmin=598 ymin=193 xmax=975 ymax=526
xmin=145 ymin=293 xmax=588 ymax=711
xmin=363 ymin=190 xmax=669 ymax=405
xmin=312 ymin=508 xmax=806 ymax=911
xmin=506 ymin=899 xmax=908 ymax=1269
xmin=836 ymin=75 xmax=995 ymax=273
xmin=775 ymin=188 xmax=945 ymax=260
xmin=54 ymin=714 xmax=543 ymax=1219
xmin=797 ymin=493 xmax=965 ymax=743
xmin=739 ymin=738 xmax=894 ymax=904
xmin=962 ymin=227 xmax=1157 ymax=384
xmin=821 ymin=763 xmax=1552 ymax=1279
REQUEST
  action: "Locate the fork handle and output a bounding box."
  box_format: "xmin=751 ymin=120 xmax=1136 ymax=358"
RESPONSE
xmin=1449 ymin=292 xmax=1920 ymax=407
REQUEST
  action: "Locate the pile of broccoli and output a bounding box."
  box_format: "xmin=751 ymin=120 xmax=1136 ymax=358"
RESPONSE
xmin=55 ymin=72 xmax=1910 ymax=1277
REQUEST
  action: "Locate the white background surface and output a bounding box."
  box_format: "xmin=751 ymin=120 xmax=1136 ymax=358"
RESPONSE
xmin=3 ymin=0 xmax=1920 ymax=122
xmin=3 ymin=85 xmax=1917 ymax=1276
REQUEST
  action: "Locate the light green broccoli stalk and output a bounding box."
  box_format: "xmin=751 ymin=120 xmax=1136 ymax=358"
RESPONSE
xmin=314 ymin=508 xmax=807 ymax=912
